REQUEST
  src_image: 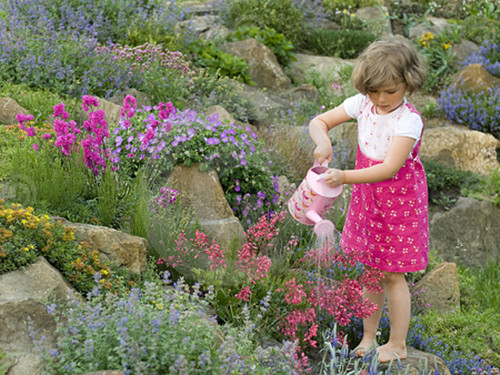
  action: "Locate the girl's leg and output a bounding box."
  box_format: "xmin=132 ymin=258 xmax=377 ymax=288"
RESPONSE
xmin=353 ymin=274 xmax=385 ymax=356
xmin=376 ymin=271 xmax=410 ymax=362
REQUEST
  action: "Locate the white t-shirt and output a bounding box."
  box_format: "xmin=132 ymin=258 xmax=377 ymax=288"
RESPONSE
xmin=343 ymin=94 xmax=423 ymax=161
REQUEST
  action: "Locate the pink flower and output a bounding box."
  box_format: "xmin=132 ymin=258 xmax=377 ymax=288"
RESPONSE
xmin=25 ymin=127 xmax=37 ymax=137
xmin=82 ymin=95 xmax=99 ymax=112
xmin=32 ymin=143 xmax=39 ymax=151
xmin=17 ymin=113 xmax=34 ymax=129
xmin=235 ymin=286 xmax=252 ymax=302
xmin=42 ymin=133 xmax=52 ymax=139
xmin=53 ymin=103 xmax=69 ymax=119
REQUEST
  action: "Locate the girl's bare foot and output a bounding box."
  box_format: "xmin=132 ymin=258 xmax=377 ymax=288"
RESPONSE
xmin=352 ymin=338 xmax=376 ymax=357
xmin=376 ymin=342 xmax=407 ymax=362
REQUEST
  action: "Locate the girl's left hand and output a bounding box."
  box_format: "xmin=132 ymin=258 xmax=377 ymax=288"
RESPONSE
xmin=323 ymin=169 xmax=344 ymax=187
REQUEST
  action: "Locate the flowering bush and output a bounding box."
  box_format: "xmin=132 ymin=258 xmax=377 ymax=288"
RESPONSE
xmin=459 ymin=41 xmax=500 ymax=77
xmin=437 ymin=86 xmax=500 ymax=137
xmin=110 ymin=96 xmax=280 ymax=222
xmin=0 ymin=200 xmax=118 ymax=294
xmin=164 ymin=212 xmax=381 ymax=370
xmin=37 ymin=275 xmax=298 ymax=375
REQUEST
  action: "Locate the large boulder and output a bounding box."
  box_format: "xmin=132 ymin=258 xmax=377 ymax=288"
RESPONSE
xmin=167 ymin=164 xmax=245 ymax=253
xmin=0 ymin=97 xmax=30 ymax=126
xmin=0 ymin=257 xmax=80 ymax=375
xmin=429 ymin=197 xmax=500 ymax=267
xmin=378 ymin=346 xmax=451 ymax=374
xmin=288 ymin=53 xmax=355 ymax=86
xmin=412 ymin=262 xmax=460 ymax=314
xmin=420 ymin=125 xmax=500 ymax=175
xmin=220 ymin=38 xmax=291 ymax=91
xmin=57 ymin=220 xmax=147 ymax=274
xmin=355 ymin=6 xmax=392 ymax=38
xmin=408 ymin=16 xmax=453 ymax=39
xmin=450 ymin=63 xmax=500 ymax=94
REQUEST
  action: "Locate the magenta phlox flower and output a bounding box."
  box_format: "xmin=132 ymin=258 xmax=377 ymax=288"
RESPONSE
xmin=121 ymin=95 xmax=136 ymax=118
xmin=53 ymin=103 xmax=69 ymax=119
xmin=17 ymin=113 xmax=34 ymax=130
xmin=42 ymin=133 xmax=52 ymax=139
xmin=82 ymin=95 xmax=100 ymax=112
xmin=33 ymin=143 xmax=39 ymax=151
xmin=25 ymin=127 xmax=37 ymax=137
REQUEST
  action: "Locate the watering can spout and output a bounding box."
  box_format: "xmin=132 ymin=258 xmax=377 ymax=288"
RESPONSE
xmin=306 ymin=210 xmax=335 ymax=237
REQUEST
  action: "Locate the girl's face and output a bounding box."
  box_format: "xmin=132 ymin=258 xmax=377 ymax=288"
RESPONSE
xmin=367 ymin=82 xmax=407 ymax=115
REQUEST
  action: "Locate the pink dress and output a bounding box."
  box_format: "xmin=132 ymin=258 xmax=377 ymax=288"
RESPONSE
xmin=340 ymin=100 xmax=429 ymax=273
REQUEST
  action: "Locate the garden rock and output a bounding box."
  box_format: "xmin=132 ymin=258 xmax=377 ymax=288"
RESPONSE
xmin=0 ymin=257 xmax=80 ymax=375
xmin=220 ymin=38 xmax=292 ymax=91
xmin=420 ymin=125 xmax=500 ymax=175
xmin=450 ymin=39 xmax=479 ymax=66
xmin=240 ymin=84 xmax=289 ymax=126
xmin=355 ymin=6 xmax=392 ymax=38
xmin=288 ymin=53 xmax=355 ymax=86
xmin=109 ymin=88 xmax=151 ymax=111
xmin=412 ymin=262 xmax=460 ymax=314
xmin=450 ymin=63 xmax=500 ymax=95
xmin=408 ymin=16 xmax=453 ymax=40
xmin=167 ymin=164 xmax=246 ymax=253
xmin=429 ymin=197 xmax=500 ymax=267
xmin=0 ymin=97 xmax=30 ymax=126
xmin=282 ymin=83 xmax=321 ymax=103
xmin=378 ymin=346 xmax=451 ymax=374
xmin=57 ymin=219 xmax=148 ymax=274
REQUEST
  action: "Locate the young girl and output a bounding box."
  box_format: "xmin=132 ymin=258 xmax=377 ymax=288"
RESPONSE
xmin=309 ymin=39 xmax=429 ymax=362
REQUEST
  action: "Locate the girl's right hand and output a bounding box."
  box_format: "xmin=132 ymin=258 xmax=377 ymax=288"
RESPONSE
xmin=313 ymin=143 xmax=333 ymax=165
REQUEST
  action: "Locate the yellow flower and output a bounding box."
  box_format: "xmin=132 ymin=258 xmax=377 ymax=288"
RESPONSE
xmin=343 ymin=9 xmax=348 ymax=14
xmin=443 ymin=43 xmax=451 ymax=50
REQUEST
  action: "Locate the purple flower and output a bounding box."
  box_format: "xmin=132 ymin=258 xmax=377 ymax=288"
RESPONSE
xmin=205 ymin=137 xmax=220 ymax=145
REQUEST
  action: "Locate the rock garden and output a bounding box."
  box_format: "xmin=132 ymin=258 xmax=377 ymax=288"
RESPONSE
xmin=0 ymin=0 xmax=499 ymax=374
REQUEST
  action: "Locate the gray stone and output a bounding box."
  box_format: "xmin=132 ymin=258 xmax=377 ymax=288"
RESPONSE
xmin=57 ymin=219 xmax=148 ymax=274
xmin=408 ymin=17 xmax=453 ymax=40
xmin=108 ymin=88 xmax=151 ymax=111
xmin=412 ymin=262 xmax=460 ymax=314
xmin=355 ymin=6 xmax=392 ymax=38
xmin=167 ymin=164 xmax=245 ymax=252
xmin=0 ymin=97 xmax=30 ymax=126
xmin=0 ymin=257 xmax=80 ymax=375
xmin=79 ymin=97 xmax=122 ymax=129
xmin=429 ymin=197 xmax=500 ymax=267
xmin=451 ymin=63 xmax=500 ymax=95
xmin=451 ymin=39 xmax=479 ymax=66
xmin=220 ymin=38 xmax=292 ymax=91
xmin=378 ymin=346 xmax=451 ymax=374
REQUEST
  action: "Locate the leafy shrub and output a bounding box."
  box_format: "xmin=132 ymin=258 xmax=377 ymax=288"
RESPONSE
xmin=221 ymin=0 xmax=305 ymax=46
xmin=421 ymin=158 xmax=480 ymax=210
xmin=437 ymin=86 xmax=500 ymax=138
xmin=37 ymin=276 xmax=298 ymax=374
xmin=417 ymin=31 xmax=457 ymax=92
xmin=464 ymin=166 xmax=500 ymax=208
xmin=226 ymin=26 xmax=296 ymax=66
xmin=301 ymin=29 xmax=377 ymax=59
xmin=462 ymin=16 xmax=500 ymax=45
xmin=99 ymin=42 xmax=197 ymax=109
xmin=111 ymin=97 xmax=280 ymax=223
xmin=0 ymin=201 xmax=120 ymax=294
xmin=188 ymin=39 xmax=255 ymax=85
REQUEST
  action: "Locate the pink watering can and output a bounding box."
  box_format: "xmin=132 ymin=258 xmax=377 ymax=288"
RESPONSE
xmin=288 ymin=161 xmax=343 ymax=237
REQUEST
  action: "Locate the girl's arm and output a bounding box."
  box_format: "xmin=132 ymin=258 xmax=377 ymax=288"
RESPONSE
xmin=323 ymin=136 xmax=416 ymax=187
xmin=309 ymin=105 xmax=352 ymax=164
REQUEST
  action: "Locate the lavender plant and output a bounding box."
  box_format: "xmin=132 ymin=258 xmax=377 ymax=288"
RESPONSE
xmin=459 ymin=41 xmax=500 ymax=77
xmin=36 ymin=275 xmax=298 ymax=374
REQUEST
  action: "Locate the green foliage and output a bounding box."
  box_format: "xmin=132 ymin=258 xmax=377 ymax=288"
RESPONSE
xmin=0 ymin=81 xmax=81 ymax=124
xmin=38 ymin=277 xmax=297 ymax=374
xmin=421 ymin=158 xmax=480 ymax=210
xmin=188 ymin=39 xmax=255 ymax=85
xmin=415 ymin=307 xmax=500 ymax=368
xmin=461 ymin=15 xmax=500 ymax=45
xmin=322 ymin=0 xmax=382 ymax=13
xmin=417 ymin=31 xmax=458 ymax=93
xmin=301 ymin=29 xmax=377 ymax=59
xmin=0 ymin=201 xmax=122 ymax=294
xmin=464 ymin=166 xmax=500 ymax=208
xmin=0 ymin=348 xmax=11 ymax=375
xmin=226 ymin=26 xmax=296 ymax=66
xmin=222 ymin=0 xmax=305 ymax=46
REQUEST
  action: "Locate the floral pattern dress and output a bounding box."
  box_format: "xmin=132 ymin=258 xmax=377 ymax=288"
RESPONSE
xmin=340 ymin=95 xmax=429 ymax=273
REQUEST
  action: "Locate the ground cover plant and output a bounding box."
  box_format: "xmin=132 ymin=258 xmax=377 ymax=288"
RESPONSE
xmin=0 ymin=0 xmax=499 ymax=373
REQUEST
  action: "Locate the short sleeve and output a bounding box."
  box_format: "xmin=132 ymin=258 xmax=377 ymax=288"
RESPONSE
xmin=395 ymin=113 xmax=423 ymax=142
xmin=343 ymin=94 xmax=366 ymax=120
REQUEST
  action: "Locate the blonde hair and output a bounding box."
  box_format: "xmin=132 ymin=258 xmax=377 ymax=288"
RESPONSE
xmin=351 ymin=39 xmax=427 ymax=95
